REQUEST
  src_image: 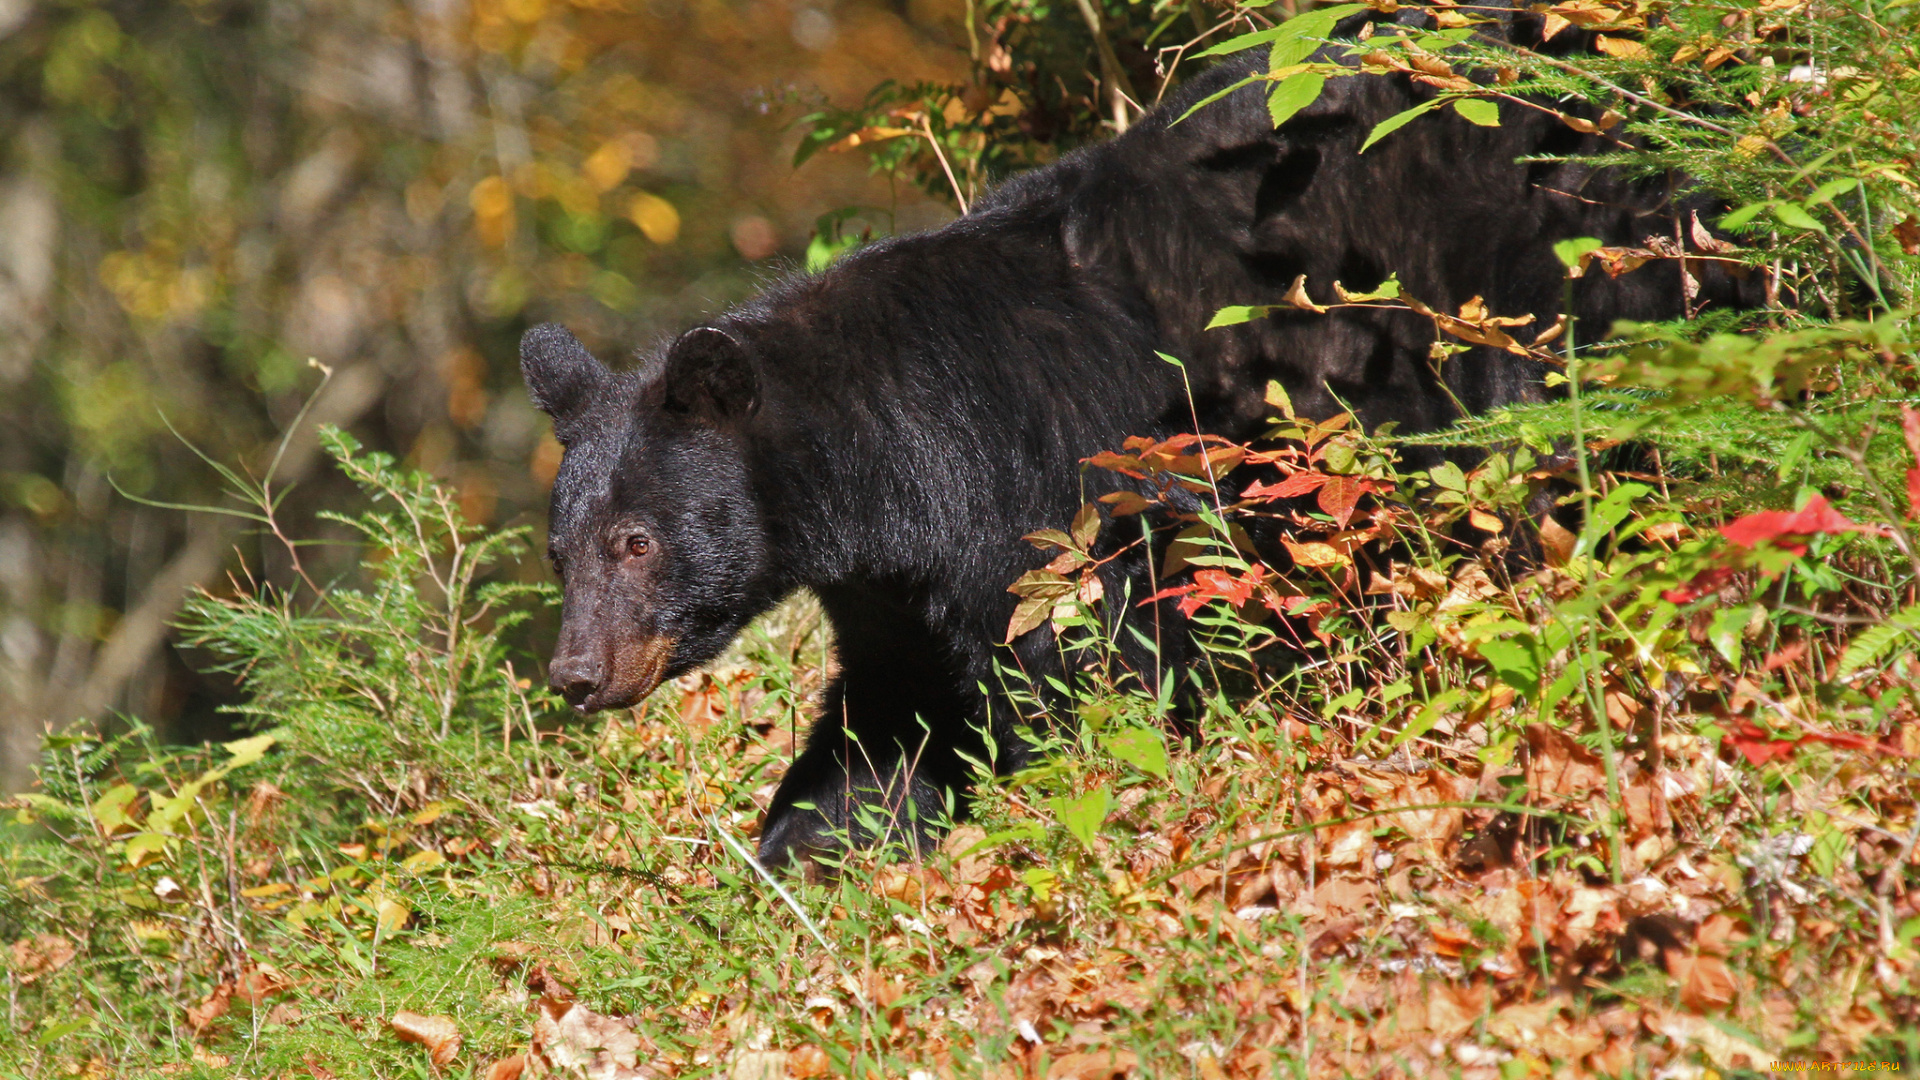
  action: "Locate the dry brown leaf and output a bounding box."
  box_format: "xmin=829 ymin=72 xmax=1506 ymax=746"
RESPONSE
xmin=1689 ymin=209 xmax=1738 ymax=254
xmin=1424 ymin=982 xmax=1488 ymax=1038
xmin=1046 ymin=1049 xmax=1138 ymax=1080
xmin=9 ymin=934 xmax=76 ymax=984
xmin=1645 ymin=1010 xmax=1767 ymax=1069
xmin=729 ymin=1050 xmax=787 ymax=1080
xmin=191 ymin=1046 xmax=230 ymax=1068
xmin=1486 ymin=997 xmax=1564 ymax=1048
xmin=1695 ymin=912 xmax=1742 ymax=955
xmin=1282 ymin=274 xmax=1327 ymax=314
xmin=187 ymin=984 xmax=233 ymax=1034
xmin=1894 ymin=214 xmax=1920 ymax=256
xmin=1536 ymin=516 xmax=1576 ymax=566
xmin=532 ymin=999 xmax=642 ymax=1080
xmin=1524 ymin=724 xmax=1608 ymax=799
xmin=1668 ymin=950 xmax=1739 ymax=1012
xmin=786 ymin=1044 xmax=832 ymax=1079
xmin=238 ymin=963 xmax=292 ymax=1005
xmin=1467 ymin=508 xmax=1504 ymax=534
xmin=303 ymin=1051 xmax=337 ymax=1080
xmin=391 ymin=1011 xmax=462 ymax=1067
xmin=480 ymin=1055 xmax=525 ymax=1080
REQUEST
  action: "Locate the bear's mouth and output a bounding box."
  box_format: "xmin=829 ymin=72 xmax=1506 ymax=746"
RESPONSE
xmin=593 ymin=634 xmax=676 ymax=712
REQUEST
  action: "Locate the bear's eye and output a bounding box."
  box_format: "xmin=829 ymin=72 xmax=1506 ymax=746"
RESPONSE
xmin=625 ymin=534 xmax=651 ymax=558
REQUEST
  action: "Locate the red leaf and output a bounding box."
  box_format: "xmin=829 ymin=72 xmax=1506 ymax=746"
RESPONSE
xmin=1908 ymin=468 xmax=1920 ymax=522
xmin=1718 ymin=495 xmax=1886 ymax=552
xmin=1317 ymin=474 xmax=1364 ymax=527
xmin=1725 ymin=722 xmax=1800 ymax=766
xmin=1662 ymin=565 xmax=1739 ymax=604
xmin=1243 ymin=472 xmax=1329 ymax=500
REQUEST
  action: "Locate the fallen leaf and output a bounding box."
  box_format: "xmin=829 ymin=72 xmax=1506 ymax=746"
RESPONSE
xmin=786 ymin=1044 xmax=832 ymax=1078
xmin=187 ymin=984 xmax=232 ymax=1034
xmin=532 ymin=999 xmax=642 ymax=1080
xmin=729 ymin=1050 xmax=787 ymax=1080
xmin=1047 ymin=1048 xmax=1138 ymax=1079
xmin=481 ymin=1056 xmax=525 ymax=1080
xmin=10 ymin=934 xmax=76 ymax=984
xmin=391 ymin=1011 xmax=462 ymax=1067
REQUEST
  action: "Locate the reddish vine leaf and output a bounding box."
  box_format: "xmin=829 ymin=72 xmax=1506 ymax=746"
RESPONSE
xmin=1718 ymin=495 xmax=1888 ymax=555
xmin=1902 ymin=406 xmax=1920 ymax=518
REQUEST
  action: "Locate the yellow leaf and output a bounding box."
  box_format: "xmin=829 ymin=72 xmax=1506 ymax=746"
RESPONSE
xmin=410 ymin=802 xmax=455 ymax=826
xmin=1283 ymin=538 xmax=1349 ymax=568
xmin=827 ymin=126 xmax=916 ymax=152
xmin=376 ymin=897 xmax=411 ymax=935
xmin=582 ymin=140 xmax=632 ymax=192
xmin=125 ymin=832 xmax=170 ymax=870
xmin=1468 ymin=508 xmax=1505 ymax=534
xmin=241 ymin=882 xmax=292 ymax=898
xmin=627 ymin=191 xmax=680 ymax=245
xmin=402 ymin=850 xmax=447 ymax=874
xmin=1593 ymin=34 xmax=1648 ymax=59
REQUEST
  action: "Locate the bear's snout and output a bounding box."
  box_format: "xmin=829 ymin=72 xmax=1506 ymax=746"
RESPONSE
xmin=545 ymin=631 xmax=676 ymax=714
xmin=548 ymin=652 xmax=607 ymax=711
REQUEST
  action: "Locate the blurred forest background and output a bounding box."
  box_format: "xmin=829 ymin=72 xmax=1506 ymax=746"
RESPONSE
xmin=0 ymin=0 xmax=1001 ymax=793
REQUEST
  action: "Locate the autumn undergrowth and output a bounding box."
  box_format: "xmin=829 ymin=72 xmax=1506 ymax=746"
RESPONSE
xmin=7 ymin=1 xmax=1920 ymax=1077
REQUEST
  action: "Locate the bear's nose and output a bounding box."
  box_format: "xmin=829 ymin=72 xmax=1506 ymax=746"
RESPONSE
xmin=548 ymin=654 xmax=605 ymax=710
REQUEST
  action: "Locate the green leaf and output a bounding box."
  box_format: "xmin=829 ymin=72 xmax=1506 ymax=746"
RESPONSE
xmin=90 ymin=783 xmax=141 ymax=834
xmin=1207 ymin=305 xmax=1270 ymax=329
xmin=1173 ymin=75 xmax=1261 ymax=125
xmin=1200 ymin=3 xmax=1364 ymax=60
xmin=1391 ymin=688 xmax=1466 ymax=748
xmin=1553 ymin=236 xmax=1604 ymax=269
xmin=1579 ymin=481 xmax=1651 ymax=554
xmin=1333 ymin=273 xmax=1401 ymax=302
xmin=1772 ymin=202 xmax=1828 ymax=233
xmin=1452 ymin=97 xmax=1500 ymax=126
xmin=1360 ymin=98 xmax=1443 ymax=153
xmin=1707 ymin=604 xmax=1753 ymax=666
xmin=1105 ymin=728 xmax=1168 ymax=779
xmin=1051 ymin=785 xmax=1112 ymax=851
xmin=222 ymin=733 xmax=276 ymax=770
xmin=1804 ymin=177 xmax=1859 ymax=207
xmin=1267 ymin=72 xmax=1326 ymax=129
xmin=1477 ymin=635 xmax=1541 ymax=696
xmin=1718 ymin=201 xmax=1770 ymax=230
xmin=1807 ymin=825 xmax=1848 ymax=880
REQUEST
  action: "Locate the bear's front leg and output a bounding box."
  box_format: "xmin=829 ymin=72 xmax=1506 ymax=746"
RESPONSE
xmin=756 ymin=633 xmax=984 ymax=871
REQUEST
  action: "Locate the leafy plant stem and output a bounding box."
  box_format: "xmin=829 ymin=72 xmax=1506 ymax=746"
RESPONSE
xmin=1565 ymin=272 xmax=1626 ymax=884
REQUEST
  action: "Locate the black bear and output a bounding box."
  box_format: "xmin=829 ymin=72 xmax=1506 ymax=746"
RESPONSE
xmin=522 ymin=22 xmax=1752 ymax=869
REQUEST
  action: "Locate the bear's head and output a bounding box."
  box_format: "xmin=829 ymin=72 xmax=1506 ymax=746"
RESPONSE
xmin=521 ymin=322 xmax=771 ymax=713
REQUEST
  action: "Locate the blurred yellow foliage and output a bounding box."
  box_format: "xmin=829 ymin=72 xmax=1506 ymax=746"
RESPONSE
xmin=628 ymin=191 xmax=682 ymax=245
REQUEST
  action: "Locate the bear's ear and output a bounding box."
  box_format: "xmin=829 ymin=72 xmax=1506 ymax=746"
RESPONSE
xmin=660 ymin=326 xmax=759 ymax=423
xmin=521 ymin=323 xmax=607 ymax=440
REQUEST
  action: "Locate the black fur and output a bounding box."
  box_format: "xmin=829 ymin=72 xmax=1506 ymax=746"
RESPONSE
xmin=523 ymin=40 xmax=1754 ymax=870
